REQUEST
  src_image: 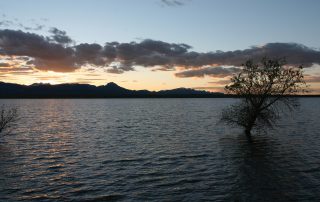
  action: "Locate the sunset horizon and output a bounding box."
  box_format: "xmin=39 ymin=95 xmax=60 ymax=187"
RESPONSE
xmin=1 ymin=1 xmax=320 ymax=201
xmin=1 ymin=0 xmax=320 ymax=93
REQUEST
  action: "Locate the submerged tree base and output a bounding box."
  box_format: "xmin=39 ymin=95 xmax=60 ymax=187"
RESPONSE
xmin=245 ymin=129 xmax=251 ymax=136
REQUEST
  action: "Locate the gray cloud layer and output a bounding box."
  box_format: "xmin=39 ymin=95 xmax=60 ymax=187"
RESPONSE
xmin=175 ymin=66 xmax=240 ymax=78
xmin=160 ymin=0 xmax=185 ymax=6
xmin=48 ymin=28 xmax=73 ymax=44
xmin=0 ymin=62 xmax=10 ymax=67
xmin=0 ymin=29 xmax=320 ymax=74
xmin=305 ymin=75 xmax=320 ymax=83
xmin=0 ymin=16 xmax=45 ymax=31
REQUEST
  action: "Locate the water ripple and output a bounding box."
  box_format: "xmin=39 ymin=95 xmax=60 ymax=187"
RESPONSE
xmin=0 ymin=98 xmax=319 ymax=201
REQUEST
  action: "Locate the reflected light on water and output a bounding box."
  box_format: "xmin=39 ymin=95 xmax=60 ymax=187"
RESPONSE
xmin=0 ymin=98 xmax=319 ymax=201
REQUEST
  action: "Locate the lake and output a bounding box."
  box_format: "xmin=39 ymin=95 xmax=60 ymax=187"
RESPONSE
xmin=0 ymin=98 xmax=319 ymax=201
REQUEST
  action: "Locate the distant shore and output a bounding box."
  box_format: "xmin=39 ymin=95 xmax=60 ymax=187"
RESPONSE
xmin=1 ymin=82 xmax=319 ymax=98
xmin=1 ymin=95 xmax=319 ymax=99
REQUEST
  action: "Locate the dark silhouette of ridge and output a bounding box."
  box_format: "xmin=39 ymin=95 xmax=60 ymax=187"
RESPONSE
xmin=0 ymin=82 xmax=226 ymax=98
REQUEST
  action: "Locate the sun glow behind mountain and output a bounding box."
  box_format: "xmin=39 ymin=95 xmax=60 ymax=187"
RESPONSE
xmin=1 ymin=0 xmax=320 ymax=93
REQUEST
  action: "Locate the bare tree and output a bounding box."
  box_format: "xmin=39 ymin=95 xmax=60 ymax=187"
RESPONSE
xmin=221 ymin=58 xmax=307 ymax=136
xmin=0 ymin=106 xmax=18 ymax=135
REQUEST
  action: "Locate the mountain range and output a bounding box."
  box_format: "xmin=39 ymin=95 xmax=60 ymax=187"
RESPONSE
xmin=0 ymin=82 xmax=226 ymax=98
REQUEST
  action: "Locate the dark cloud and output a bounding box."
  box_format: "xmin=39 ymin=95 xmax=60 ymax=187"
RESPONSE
xmin=98 ymin=41 xmax=320 ymax=73
xmin=152 ymin=66 xmax=175 ymax=71
xmin=15 ymin=56 xmax=31 ymax=61
xmin=175 ymin=66 xmax=240 ymax=78
xmin=49 ymin=27 xmax=73 ymax=44
xmin=0 ymin=67 xmax=33 ymax=72
xmin=1 ymin=28 xmax=320 ymax=74
xmin=173 ymin=43 xmax=320 ymax=68
xmin=160 ymin=0 xmax=185 ymax=6
xmin=106 ymin=66 xmax=124 ymax=74
xmin=75 ymin=43 xmax=104 ymax=65
xmin=0 ymin=62 xmax=10 ymax=67
xmin=0 ymin=29 xmax=75 ymax=72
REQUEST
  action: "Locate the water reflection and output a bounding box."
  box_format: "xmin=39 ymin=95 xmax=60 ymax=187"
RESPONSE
xmin=219 ymin=132 xmax=319 ymax=201
xmin=0 ymin=98 xmax=319 ymax=201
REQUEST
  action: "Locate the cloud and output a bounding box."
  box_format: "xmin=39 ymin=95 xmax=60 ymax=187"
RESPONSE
xmin=175 ymin=66 xmax=240 ymax=78
xmin=49 ymin=27 xmax=73 ymax=44
xmin=175 ymin=43 xmax=320 ymax=68
xmin=160 ymin=0 xmax=185 ymax=6
xmin=106 ymin=66 xmax=124 ymax=74
xmin=208 ymin=80 xmax=231 ymax=85
xmin=0 ymin=15 xmax=45 ymax=31
xmin=1 ymin=28 xmax=320 ymax=74
xmin=0 ymin=67 xmax=33 ymax=72
xmin=32 ymin=75 xmax=61 ymax=80
xmin=0 ymin=62 xmax=10 ymax=67
xmin=304 ymin=75 xmax=320 ymax=83
xmin=101 ymin=41 xmax=320 ymax=73
xmin=152 ymin=66 xmax=175 ymax=71
xmin=18 ymin=23 xmax=44 ymax=31
xmin=0 ymin=29 xmax=76 ymax=72
xmin=0 ymin=20 xmax=14 ymax=27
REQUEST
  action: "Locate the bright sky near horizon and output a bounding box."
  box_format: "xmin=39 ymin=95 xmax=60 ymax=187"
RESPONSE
xmin=0 ymin=0 xmax=320 ymax=92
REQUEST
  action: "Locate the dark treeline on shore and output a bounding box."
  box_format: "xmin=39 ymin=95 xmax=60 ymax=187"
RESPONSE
xmin=0 ymin=82 xmax=225 ymax=98
xmin=0 ymin=82 xmax=319 ymax=98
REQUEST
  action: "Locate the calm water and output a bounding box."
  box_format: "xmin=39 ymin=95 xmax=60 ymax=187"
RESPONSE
xmin=0 ymin=98 xmax=319 ymax=201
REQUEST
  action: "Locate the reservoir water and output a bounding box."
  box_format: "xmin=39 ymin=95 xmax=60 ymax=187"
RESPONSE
xmin=0 ymin=98 xmax=319 ymax=201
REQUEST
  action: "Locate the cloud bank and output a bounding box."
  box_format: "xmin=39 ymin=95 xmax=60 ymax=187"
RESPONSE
xmin=1 ymin=28 xmax=320 ymax=78
xmin=160 ymin=0 xmax=186 ymax=6
xmin=175 ymin=66 xmax=240 ymax=78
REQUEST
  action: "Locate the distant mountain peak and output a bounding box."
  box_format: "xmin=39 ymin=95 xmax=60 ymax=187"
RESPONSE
xmin=0 ymin=81 xmax=226 ymax=98
xmin=104 ymin=82 xmax=128 ymax=91
xmin=105 ymin=82 xmax=120 ymax=87
xmin=30 ymin=83 xmax=52 ymax=86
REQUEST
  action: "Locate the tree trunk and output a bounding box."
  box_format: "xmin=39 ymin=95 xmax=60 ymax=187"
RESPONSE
xmin=245 ymin=113 xmax=257 ymax=137
xmin=245 ymin=126 xmax=252 ymax=136
xmin=245 ymin=127 xmax=251 ymax=134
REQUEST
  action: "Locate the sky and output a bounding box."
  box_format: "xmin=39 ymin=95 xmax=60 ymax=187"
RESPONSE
xmin=0 ymin=0 xmax=320 ymax=93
